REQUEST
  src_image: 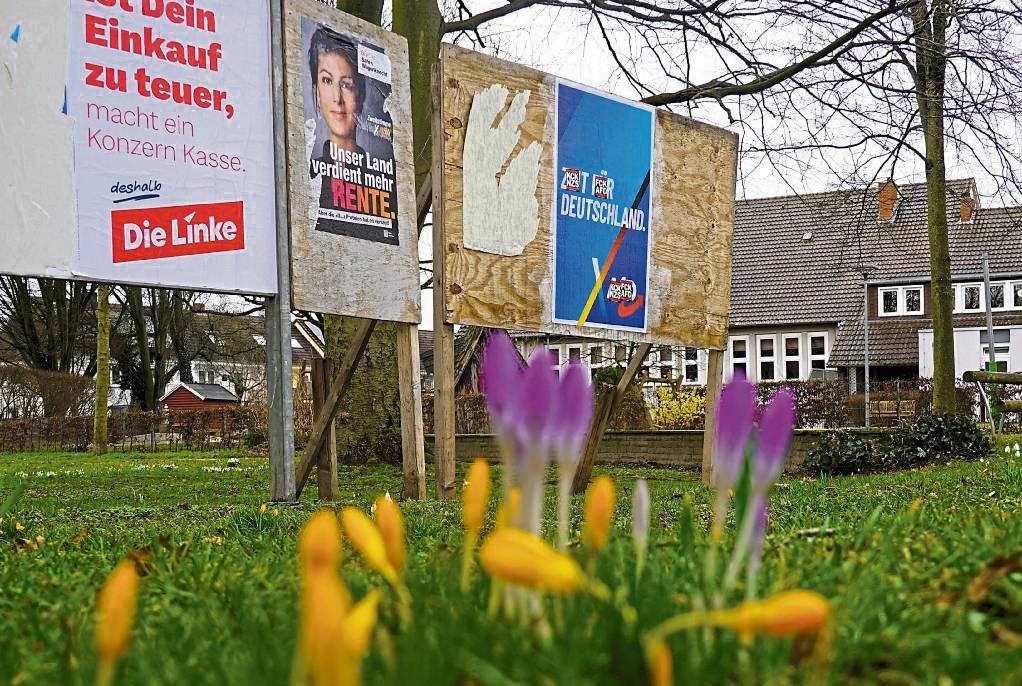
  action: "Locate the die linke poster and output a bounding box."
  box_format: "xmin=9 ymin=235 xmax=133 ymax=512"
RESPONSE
xmin=552 ymin=81 xmax=654 ymax=333
xmin=68 ymin=0 xmax=277 ymax=294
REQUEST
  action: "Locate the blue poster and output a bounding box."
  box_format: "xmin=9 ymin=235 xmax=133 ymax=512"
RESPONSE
xmin=552 ymin=81 xmax=653 ymax=332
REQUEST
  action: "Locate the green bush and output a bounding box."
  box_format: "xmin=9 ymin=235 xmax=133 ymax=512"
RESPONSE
xmin=805 ymin=414 xmax=990 ymax=476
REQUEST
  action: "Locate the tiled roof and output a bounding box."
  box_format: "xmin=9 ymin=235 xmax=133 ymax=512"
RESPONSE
xmin=730 ymin=179 xmax=1022 ymax=327
xmin=830 ymin=313 xmax=1022 ymax=367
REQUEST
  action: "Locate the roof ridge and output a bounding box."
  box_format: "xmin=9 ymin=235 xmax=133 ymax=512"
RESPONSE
xmin=737 ymin=178 xmax=975 ymax=204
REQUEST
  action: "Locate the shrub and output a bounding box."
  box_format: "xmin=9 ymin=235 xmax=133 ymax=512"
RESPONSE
xmin=651 ymin=387 xmax=706 ymax=429
xmin=805 ymin=414 xmax=990 ymax=476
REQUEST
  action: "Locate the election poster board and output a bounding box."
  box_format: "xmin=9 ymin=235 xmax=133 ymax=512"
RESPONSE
xmin=0 ymin=0 xmax=278 ymax=294
xmin=552 ymin=82 xmax=654 ymax=333
xmin=436 ymin=44 xmax=738 ymax=349
xmin=283 ymin=0 xmax=421 ymax=323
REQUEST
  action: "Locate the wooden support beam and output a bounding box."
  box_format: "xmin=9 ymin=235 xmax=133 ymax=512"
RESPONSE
xmin=431 ymin=63 xmax=457 ymax=499
xmin=311 ymin=358 xmax=338 ymax=501
xmin=702 ymin=349 xmax=724 ymax=486
xmin=295 ymin=318 xmax=377 ymax=500
xmin=963 ymin=371 xmax=1022 ymax=385
xmin=571 ymin=343 xmax=652 ymax=495
xmin=1001 ymin=400 xmax=1022 ymax=413
xmin=396 ymin=323 xmax=426 ymax=500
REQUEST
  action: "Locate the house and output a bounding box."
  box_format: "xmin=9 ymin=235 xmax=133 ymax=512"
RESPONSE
xmin=160 ymin=382 xmax=240 ymax=411
xmin=420 ymin=327 xmax=527 ymax=394
xmin=729 ymin=179 xmax=1022 ymax=388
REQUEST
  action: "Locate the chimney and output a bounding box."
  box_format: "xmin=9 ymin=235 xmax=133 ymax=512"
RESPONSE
xmin=960 ymin=191 xmax=975 ymax=223
xmin=877 ymin=180 xmax=898 ymax=222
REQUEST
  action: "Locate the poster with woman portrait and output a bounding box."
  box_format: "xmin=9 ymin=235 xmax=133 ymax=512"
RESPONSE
xmin=284 ymin=0 xmax=419 ymax=322
xmin=302 ymin=18 xmax=399 ymax=245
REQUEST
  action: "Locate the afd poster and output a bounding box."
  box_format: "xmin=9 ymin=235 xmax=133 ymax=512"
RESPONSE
xmin=552 ymin=81 xmax=654 ymax=333
xmin=301 ymin=17 xmax=399 ymax=245
xmin=67 ymin=0 xmax=277 ymax=294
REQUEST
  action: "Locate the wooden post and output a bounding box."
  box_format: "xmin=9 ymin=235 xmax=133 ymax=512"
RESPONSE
xmin=265 ymin=0 xmax=296 ymax=503
xmin=702 ymin=349 xmax=724 ymax=486
xmin=311 ymin=358 xmax=338 ymax=500
xmin=571 ymin=343 xmax=652 ymax=494
xmin=396 ymin=323 xmax=427 ymax=500
xmin=431 ymin=63 xmax=457 ymax=499
xmin=295 ymin=318 xmax=376 ymax=499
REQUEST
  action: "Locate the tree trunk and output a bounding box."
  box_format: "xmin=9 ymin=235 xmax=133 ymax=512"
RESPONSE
xmin=913 ymin=0 xmax=956 ymax=413
xmin=93 ymin=285 xmax=111 ymax=454
xmin=393 ymin=0 xmax=442 ymax=194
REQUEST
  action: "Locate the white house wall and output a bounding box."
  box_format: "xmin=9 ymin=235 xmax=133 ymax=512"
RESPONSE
xmin=918 ymin=326 xmax=1021 ymax=377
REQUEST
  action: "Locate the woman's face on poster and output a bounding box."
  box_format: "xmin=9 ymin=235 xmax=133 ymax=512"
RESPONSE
xmin=317 ymin=51 xmax=360 ymax=148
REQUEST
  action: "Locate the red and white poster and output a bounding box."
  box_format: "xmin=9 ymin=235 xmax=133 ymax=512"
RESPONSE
xmin=67 ymin=0 xmax=277 ymax=293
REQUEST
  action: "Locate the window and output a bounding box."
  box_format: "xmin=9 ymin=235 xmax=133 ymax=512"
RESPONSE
xmin=615 ymin=345 xmax=627 ymax=363
xmin=548 ymin=347 xmax=561 ymax=364
xmin=879 ymin=285 xmax=923 ymax=316
xmin=590 ymin=346 xmax=602 ymax=364
xmin=683 ymin=348 xmax=699 ymax=384
xmin=963 ymin=284 xmax=982 ymax=311
xmin=758 ymin=335 xmax=776 ymax=381
xmin=981 ymin=330 xmax=1011 ymax=373
xmin=568 ymin=347 xmax=581 ymax=361
xmin=730 ymin=336 xmax=748 ymax=378
xmin=880 ymin=288 xmax=899 ymax=315
xmin=904 ymin=287 xmax=923 ymax=314
xmin=783 ymin=334 xmax=801 ymax=380
xmin=990 ymin=283 xmax=1005 ymax=310
xmin=1014 ymin=283 xmax=1022 ymax=309
xmin=660 ymin=347 xmax=673 ymax=363
xmin=809 ymin=333 xmax=828 ymax=371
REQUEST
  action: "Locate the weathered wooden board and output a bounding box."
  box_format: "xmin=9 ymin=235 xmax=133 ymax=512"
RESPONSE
xmin=438 ymin=44 xmax=737 ymax=348
xmin=283 ymin=0 xmax=421 ymax=323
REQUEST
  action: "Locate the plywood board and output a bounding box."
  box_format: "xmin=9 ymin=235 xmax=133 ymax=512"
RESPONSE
xmin=283 ymin=0 xmax=421 ymax=323
xmin=437 ymin=44 xmax=737 ymax=349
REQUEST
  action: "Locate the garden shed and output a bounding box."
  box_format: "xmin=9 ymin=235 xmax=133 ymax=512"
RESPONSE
xmin=159 ymin=383 xmax=241 ymax=412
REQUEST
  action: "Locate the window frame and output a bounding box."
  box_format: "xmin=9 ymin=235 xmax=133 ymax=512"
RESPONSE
xmin=989 ymin=282 xmax=1007 ymax=311
xmin=903 ymin=286 xmax=923 ymax=314
xmin=808 ymin=331 xmax=829 ymax=372
xmin=782 ymin=333 xmax=802 ymax=380
xmin=878 ymin=287 xmax=901 ymax=317
xmin=729 ymin=335 xmax=749 ymax=379
xmin=1013 ymin=282 xmax=1022 ymax=309
xmin=757 ymin=334 xmax=777 ymax=382
xmin=878 ymin=285 xmax=923 ymax=316
xmin=961 ymin=283 xmax=983 ymax=312
xmin=682 ymin=347 xmax=700 ymax=385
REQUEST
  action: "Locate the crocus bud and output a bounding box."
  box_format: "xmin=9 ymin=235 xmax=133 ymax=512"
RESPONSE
xmin=713 ymin=589 xmax=831 ymax=642
xmin=481 ymin=331 xmax=524 ymax=426
xmin=712 ymin=372 xmax=756 ymax=492
xmin=632 ymin=478 xmax=650 ymax=560
xmin=463 ymin=458 xmax=491 ymax=536
xmin=301 ymin=569 xmax=351 ymax=686
xmin=648 ymin=640 xmax=673 ymax=686
xmin=373 ymin=494 xmax=405 ymax=577
xmin=752 ymin=388 xmax=796 ymax=492
xmin=583 ymin=475 xmax=615 ymax=553
xmin=299 ymin=510 xmax=343 ymax=575
xmin=96 ymin=560 xmax=139 ymax=664
xmin=342 ymin=507 xmax=398 ymax=585
xmin=495 ymin=487 xmax=522 ymax=530
xmin=340 ymin=590 xmax=381 ymax=658
xmin=480 ymin=527 xmax=587 ymax=594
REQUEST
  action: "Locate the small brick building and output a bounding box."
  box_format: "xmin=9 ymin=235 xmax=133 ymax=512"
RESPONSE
xmin=159 ymin=382 xmax=240 ymax=412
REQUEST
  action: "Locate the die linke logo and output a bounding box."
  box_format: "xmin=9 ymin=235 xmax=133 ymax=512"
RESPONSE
xmin=111 ymin=201 xmax=245 ymax=263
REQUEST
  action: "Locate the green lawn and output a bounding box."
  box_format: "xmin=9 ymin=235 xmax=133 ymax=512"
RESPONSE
xmin=1 ymin=441 xmax=1021 ymax=685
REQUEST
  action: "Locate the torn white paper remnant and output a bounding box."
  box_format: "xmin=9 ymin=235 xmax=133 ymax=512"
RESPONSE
xmin=462 ymin=84 xmax=542 ymax=256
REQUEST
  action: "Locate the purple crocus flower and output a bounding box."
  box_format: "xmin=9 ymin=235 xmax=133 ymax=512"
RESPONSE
xmin=746 ymin=499 xmax=769 ymax=596
xmin=752 ymin=388 xmax=796 ymax=491
xmin=552 ymin=361 xmax=594 ymax=462
xmin=632 ymin=478 xmax=650 ymax=552
xmin=514 ymin=348 xmax=559 ymax=452
xmin=481 ymin=331 xmax=525 ymax=427
xmin=712 ymin=371 xmax=756 ymax=491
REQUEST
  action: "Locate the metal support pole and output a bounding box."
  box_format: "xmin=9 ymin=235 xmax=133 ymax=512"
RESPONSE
xmin=983 ymin=254 xmax=997 ymax=370
xmin=265 ymin=0 xmax=296 ymax=502
xmin=863 ymin=277 xmax=871 ymax=428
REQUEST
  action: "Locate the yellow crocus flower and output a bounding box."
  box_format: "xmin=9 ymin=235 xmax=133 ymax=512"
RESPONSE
xmin=712 ymin=589 xmax=832 ymax=643
xmin=582 ymin=475 xmax=615 ymax=553
xmin=479 ymin=527 xmax=586 ymax=594
xmin=462 ymin=459 xmax=491 ymax=535
xmin=648 ymin=640 xmax=673 ymax=686
xmin=494 ymin=487 xmax=522 ymax=530
xmin=373 ymin=494 xmax=405 ymax=576
xmin=341 ymin=590 xmax=381 ymax=658
xmin=301 ymin=570 xmax=355 ymax=686
xmin=342 ymin=507 xmax=398 ymax=585
xmin=95 ymin=560 xmax=139 ymax=686
xmin=299 ymin=510 xmax=343 ymax=575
